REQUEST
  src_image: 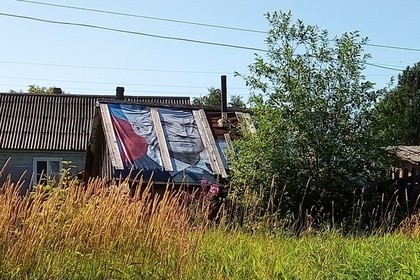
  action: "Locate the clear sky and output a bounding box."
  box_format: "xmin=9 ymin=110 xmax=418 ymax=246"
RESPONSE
xmin=1 ymin=0 xmax=420 ymax=102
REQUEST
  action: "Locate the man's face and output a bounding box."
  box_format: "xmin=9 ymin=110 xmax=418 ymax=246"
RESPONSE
xmin=159 ymin=109 xmax=204 ymax=156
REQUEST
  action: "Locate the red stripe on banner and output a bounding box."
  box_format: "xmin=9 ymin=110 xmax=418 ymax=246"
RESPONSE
xmin=111 ymin=115 xmax=147 ymax=166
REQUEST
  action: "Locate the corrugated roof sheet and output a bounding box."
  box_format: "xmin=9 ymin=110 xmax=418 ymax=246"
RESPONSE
xmin=0 ymin=93 xmax=190 ymax=151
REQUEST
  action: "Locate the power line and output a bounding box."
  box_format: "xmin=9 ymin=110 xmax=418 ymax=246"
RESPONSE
xmin=0 ymin=83 xmax=251 ymax=97
xmin=0 ymin=75 xmax=248 ymax=90
xmin=0 ymin=58 xmax=404 ymax=79
xmin=364 ymin=62 xmax=404 ymax=71
xmin=2 ymin=13 xmax=418 ymax=67
xmin=0 ymin=12 xmax=267 ymax=52
xmin=0 ymin=58 xmax=403 ymax=74
xmin=15 ymin=0 xmax=420 ymax=53
xmin=16 ymin=0 xmax=266 ymax=34
xmin=0 ymin=60 xmax=229 ymax=74
xmin=365 ymin=43 xmax=420 ymax=53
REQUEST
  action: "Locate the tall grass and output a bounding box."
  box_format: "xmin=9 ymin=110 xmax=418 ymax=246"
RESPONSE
xmin=0 ymin=174 xmax=419 ymax=279
xmin=0 ymin=177 xmax=206 ymax=279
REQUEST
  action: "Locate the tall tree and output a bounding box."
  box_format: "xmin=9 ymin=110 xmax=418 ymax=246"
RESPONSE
xmin=374 ymin=63 xmax=420 ymax=145
xmin=193 ymin=87 xmax=246 ymax=109
xmin=231 ymin=11 xmax=388 ymax=219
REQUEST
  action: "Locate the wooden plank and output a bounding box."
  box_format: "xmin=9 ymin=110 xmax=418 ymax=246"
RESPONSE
xmin=224 ymin=133 xmax=233 ymax=151
xmin=193 ymin=109 xmax=228 ymax=178
xmin=235 ymin=112 xmax=256 ymax=133
xmin=193 ymin=110 xmax=221 ymax=176
xmin=150 ymin=108 xmax=173 ymax=171
xmin=99 ymin=103 xmax=124 ymax=170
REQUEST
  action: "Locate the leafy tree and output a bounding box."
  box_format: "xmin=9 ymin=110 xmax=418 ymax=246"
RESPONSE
xmin=229 ymin=95 xmax=247 ymax=109
xmin=27 ymin=85 xmax=65 ymax=94
xmin=230 ymin=11 xmax=388 ymax=220
xmin=374 ymin=63 xmax=420 ymax=145
xmin=193 ymin=87 xmax=246 ymax=109
xmin=193 ymin=87 xmax=221 ymax=106
xmin=8 ymin=89 xmax=23 ymax=93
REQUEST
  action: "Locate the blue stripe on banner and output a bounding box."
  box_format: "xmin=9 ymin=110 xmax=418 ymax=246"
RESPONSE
xmin=108 ymin=104 xmax=127 ymax=121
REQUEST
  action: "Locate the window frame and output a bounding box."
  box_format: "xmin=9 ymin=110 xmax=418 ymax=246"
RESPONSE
xmin=32 ymin=157 xmax=63 ymax=185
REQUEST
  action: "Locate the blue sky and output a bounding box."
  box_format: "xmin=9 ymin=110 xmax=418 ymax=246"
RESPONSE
xmin=1 ymin=0 xmax=419 ymax=102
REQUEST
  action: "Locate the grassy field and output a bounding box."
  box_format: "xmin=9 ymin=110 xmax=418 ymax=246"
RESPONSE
xmin=0 ymin=178 xmax=419 ymax=279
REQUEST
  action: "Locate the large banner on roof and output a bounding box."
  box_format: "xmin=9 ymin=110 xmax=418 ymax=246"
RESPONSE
xmin=107 ymin=104 xmax=213 ymax=183
xmin=158 ymin=108 xmax=213 ymax=182
xmin=108 ymin=104 xmax=163 ymax=172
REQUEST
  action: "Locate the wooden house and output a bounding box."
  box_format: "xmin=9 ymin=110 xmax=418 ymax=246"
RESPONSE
xmin=387 ymin=145 xmax=420 ymax=212
xmin=85 ymin=90 xmax=252 ymax=187
xmin=0 ymin=90 xmax=190 ymax=193
xmin=389 ymin=146 xmax=420 ymax=176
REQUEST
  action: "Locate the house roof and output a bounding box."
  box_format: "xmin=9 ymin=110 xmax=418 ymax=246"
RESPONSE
xmin=93 ymin=101 xmax=251 ymax=183
xmin=389 ymin=146 xmax=420 ymax=165
xmin=0 ymin=93 xmax=190 ymax=151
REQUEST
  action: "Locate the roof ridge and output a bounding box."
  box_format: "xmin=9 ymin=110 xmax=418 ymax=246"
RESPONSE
xmin=0 ymin=92 xmax=190 ymax=99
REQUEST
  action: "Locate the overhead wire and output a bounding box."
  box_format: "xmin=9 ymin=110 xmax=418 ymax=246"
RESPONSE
xmin=364 ymin=63 xmax=404 ymax=71
xmin=0 ymin=7 xmax=408 ymax=93
xmin=0 ymin=74 xmax=248 ymax=90
xmin=0 ymin=12 xmax=267 ymax=52
xmin=0 ymin=60 xmax=229 ymax=74
xmin=14 ymin=0 xmax=420 ymax=53
xmin=0 ymin=83 xmax=251 ymax=96
xmin=15 ymin=0 xmax=266 ymax=34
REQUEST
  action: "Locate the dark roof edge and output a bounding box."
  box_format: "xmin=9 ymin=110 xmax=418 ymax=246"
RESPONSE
xmin=0 ymin=148 xmax=87 ymax=152
xmin=0 ymin=92 xmax=190 ymax=100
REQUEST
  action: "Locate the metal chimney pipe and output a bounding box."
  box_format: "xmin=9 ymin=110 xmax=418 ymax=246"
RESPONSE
xmin=116 ymin=86 xmax=125 ymax=100
xmin=221 ymin=75 xmax=227 ymax=114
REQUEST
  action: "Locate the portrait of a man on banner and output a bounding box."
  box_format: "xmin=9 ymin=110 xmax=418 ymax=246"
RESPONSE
xmin=158 ymin=108 xmax=213 ymax=182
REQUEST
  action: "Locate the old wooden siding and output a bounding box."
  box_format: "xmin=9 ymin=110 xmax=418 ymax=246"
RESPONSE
xmin=0 ymin=150 xmax=86 ymax=193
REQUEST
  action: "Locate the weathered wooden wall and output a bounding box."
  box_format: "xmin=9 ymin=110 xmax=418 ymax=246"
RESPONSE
xmin=391 ymin=166 xmax=420 ymax=215
xmin=0 ymin=150 xmax=86 ymax=193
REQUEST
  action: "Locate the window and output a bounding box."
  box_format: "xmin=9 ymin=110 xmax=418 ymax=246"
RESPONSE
xmin=33 ymin=158 xmax=62 ymax=185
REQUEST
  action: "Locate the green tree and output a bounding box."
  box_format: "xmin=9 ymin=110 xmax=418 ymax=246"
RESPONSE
xmin=193 ymin=87 xmax=246 ymax=109
xmin=231 ymin=11 xmax=388 ymax=219
xmin=27 ymin=85 xmax=65 ymax=94
xmin=229 ymin=95 xmax=246 ymax=109
xmin=374 ymin=63 xmax=420 ymax=145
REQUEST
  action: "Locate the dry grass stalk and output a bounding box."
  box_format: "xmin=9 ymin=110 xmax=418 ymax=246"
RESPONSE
xmin=0 ymin=176 xmax=206 ymax=272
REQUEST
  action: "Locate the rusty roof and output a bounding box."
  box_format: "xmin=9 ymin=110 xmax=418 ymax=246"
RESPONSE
xmin=0 ymin=93 xmax=190 ymax=151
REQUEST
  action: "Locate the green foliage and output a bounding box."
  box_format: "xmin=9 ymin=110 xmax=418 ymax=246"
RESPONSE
xmin=375 ymin=62 xmax=420 ymax=145
xmin=193 ymin=87 xmax=246 ymax=109
xmin=193 ymin=87 xmax=221 ymax=106
xmin=230 ymin=11 xmax=389 ymax=219
xmin=27 ymin=85 xmax=65 ymax=94
xmin=228 ymin=95 xmax=247 ymax=109
xmin=2 ymin=230 xmax=419 ymax=279
xmin=194 ymin=231 xmax=420 ymax=280
xmin=8 ymin=89 xmax=23 ymax=93
xmin=8 ymin=85 xmax=64 ymax=94
xmin=0 ymin=174 xmax=419 ymax=279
